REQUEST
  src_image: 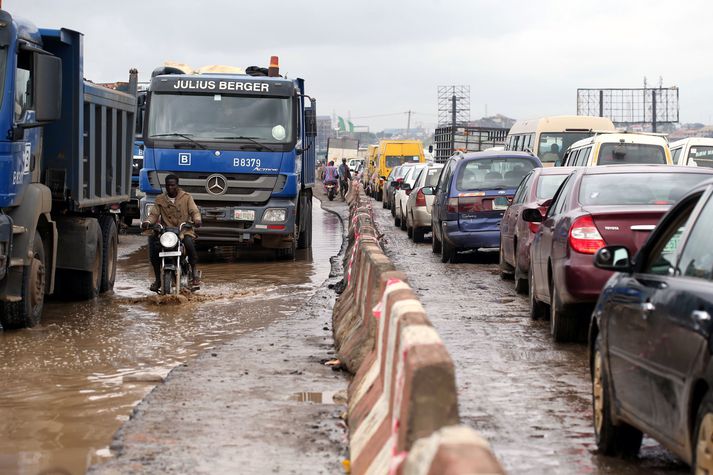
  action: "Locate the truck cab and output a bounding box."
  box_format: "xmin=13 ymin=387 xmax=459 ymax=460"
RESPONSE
xmin=139 ymin=63 xmax=316 ymax=258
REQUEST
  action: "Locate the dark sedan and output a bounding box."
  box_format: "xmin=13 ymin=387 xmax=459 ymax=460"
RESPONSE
xmin=526 ymin=165 xmax=713 ymax=342
xmin=589 ymin=178 xmax=713 ymax=470
xmin=500 ymin=167 xmax=575 ymax=293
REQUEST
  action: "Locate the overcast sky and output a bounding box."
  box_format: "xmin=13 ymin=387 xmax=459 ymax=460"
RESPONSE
xmin=6 ymin=0 xmax=713 ymax=131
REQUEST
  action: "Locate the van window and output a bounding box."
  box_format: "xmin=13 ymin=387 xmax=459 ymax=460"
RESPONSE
xmin=597 ymin=143 xmax=666 ymax=165
xmin=513 ymin=135 xmax=520 ymax=151
xmin=687 ymin=146 xmax=713 ymax=168
xmin=538 ymin=132 xmax=593 ymax=165
xmin=579 ymin=147 xmax=592 ymax=165
xmin=671 ymin=147 xmax=682 ymax=165
xmin=456 ymin=158 xmax=536 ymax=191
xmin=568 ymin=149 xmax=580 ymax=166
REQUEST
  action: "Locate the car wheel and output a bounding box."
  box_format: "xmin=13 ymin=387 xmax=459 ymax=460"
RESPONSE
xmin=514 ymin=247 xmax=528 ymax=295
xmin=529 ymin=266 xmax=546 ymax=320
xmin=394 ymin=213 xmax=400 ymax=227
xmin=400 ymin=208 xmax=407 ymax=231
xmin=432 ymin=222 xmax=442 ymax=254
xmin=413 ymin=226 xmax=425 ymax=243
xmin=407 ymin=221 xmax=413 ymax=238
xmin=550 ymin=284 xmax=578 ymax=343
xmin=593 ymin=333 xmax=643 ymax=456
xmin=441 ymin=237 xmax=455 ymax=263
xmin=693 ymin=393 xmax=713 ymax=473
xmin=499 ymin=242 xmax=514 ymax=280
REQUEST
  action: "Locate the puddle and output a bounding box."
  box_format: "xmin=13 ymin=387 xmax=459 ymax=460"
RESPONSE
xmin=291 ymin=390 xmax=347 ymax=404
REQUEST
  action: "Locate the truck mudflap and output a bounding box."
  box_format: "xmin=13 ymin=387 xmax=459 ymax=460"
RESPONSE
xmin=0 ymin=214 xmax=12 ymax=281
xmin=54 ymin=216 xmax=102 ymax=271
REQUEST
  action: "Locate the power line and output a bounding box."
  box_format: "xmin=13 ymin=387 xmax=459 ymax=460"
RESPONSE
xmin=349 ymin=111 xmax=437 ymax=120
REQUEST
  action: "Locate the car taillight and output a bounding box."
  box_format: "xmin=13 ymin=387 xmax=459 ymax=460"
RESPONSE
xmin=569 ymin=215 xmax=606 ymax=254
xmin=458 ymin=197 xmax=479 ymax=213
xmin=528 ymin=222 xmax=540 ymax=234
xmin=416 ymin=189 xmax=426 ymax=207
xmin=447 ymin=198 xmax=458 ymax=213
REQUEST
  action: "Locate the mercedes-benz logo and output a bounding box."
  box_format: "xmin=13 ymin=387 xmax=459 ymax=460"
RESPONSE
xmin=206 ymin=174 xmax=228 ymax=195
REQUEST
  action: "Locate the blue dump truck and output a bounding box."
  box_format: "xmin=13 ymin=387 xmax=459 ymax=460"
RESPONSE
xmin=139 ymin=58 xmax=317 ymax=259
xmin=0 ymin=10 xmax=136 ymax=328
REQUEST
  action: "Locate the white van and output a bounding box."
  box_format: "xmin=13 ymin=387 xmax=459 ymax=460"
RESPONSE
xmin=669 ymin=138 xmax=713 ymax=167
xmin=562 ymin=133 xmax=672 ymax=167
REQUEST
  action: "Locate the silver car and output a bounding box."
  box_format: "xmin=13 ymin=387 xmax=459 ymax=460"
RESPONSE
xmin=394 ymin=164 xmax=428 ymax=230
xmin=403 ymin=164 xmax=444 ymax=242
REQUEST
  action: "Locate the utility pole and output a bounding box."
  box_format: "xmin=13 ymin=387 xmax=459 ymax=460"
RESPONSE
xmin=406 ymin=110 xmax=412 ymax=136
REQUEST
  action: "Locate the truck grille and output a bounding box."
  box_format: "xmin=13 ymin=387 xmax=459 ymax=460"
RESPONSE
xmin=158 ymin=171 xmax=278 ymax=204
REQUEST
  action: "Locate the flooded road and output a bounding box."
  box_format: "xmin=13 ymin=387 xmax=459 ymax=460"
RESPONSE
xmin=372 ymin=204 xmax=688 ymax=475
xmin=0 ymin=199 xmax=342 ymax=475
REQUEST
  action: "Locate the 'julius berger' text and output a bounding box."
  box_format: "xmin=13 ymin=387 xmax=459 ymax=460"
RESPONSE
xmin=172 ymin=80 xmax=270 ymax=92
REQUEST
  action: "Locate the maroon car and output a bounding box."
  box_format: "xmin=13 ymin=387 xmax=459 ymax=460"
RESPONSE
xmin=500 ymin=167 xmax=575 ymax=293
xmin=525 ymin=165 xmax=713 ymax=342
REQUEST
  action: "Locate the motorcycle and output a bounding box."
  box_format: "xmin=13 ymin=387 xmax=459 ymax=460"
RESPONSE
xmin=153 ymin=222 xmax=200 ymax=295
xmin=325 ymin=181 xmax=338 ymax=201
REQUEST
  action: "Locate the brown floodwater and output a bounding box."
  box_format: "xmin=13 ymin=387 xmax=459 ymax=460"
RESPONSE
xmin=0 ymin=199 xmax=342 ymax=475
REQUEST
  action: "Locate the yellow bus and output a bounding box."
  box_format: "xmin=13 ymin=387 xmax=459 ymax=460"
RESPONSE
xmin=505 ymin=115 xmax=616 ymax=166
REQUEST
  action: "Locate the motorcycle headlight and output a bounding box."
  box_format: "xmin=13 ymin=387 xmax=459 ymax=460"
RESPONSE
xmin=160 ymin=232 xmax=179 ymax=249
xmin=263 ymin=208 xmax=287 ymax=222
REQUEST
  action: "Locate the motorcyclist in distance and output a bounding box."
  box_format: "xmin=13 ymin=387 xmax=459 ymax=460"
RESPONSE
xmin=338 ymin=157 xmax=352 ymax=198
xmin=141 ymin=174 xmax=202 ymax=292
xmin=323 ymin=160 xmax=339 ymax=192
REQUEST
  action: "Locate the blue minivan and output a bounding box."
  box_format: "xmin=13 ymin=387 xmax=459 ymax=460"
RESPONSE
xmin=428 ymin=151 xmax=542 ymax=263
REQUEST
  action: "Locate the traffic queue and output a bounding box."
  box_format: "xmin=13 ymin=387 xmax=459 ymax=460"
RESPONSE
xmin=366 ymin=117 xmax=713 ymax=473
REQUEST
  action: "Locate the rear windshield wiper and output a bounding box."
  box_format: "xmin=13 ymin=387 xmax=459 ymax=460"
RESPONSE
xmin=213 ymin=136 xmax=275 ymax=152
xmin=150 ymin=133 xmax=207 ymax=150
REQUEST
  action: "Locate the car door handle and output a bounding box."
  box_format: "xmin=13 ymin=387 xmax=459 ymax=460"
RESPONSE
xmin=692 ymin=310 xmax=712 ymax=322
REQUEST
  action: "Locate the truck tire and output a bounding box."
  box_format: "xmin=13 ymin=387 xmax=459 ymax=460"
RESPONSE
xmin=297 ymin=198 xmax=312 ymax=249
xmin=100 ymin=216 xmax=118 ymax=293
xmin=0 ymin=232 xmax=46 ymax=329
xmin=59 ymin=224 xmax=103 ymax=300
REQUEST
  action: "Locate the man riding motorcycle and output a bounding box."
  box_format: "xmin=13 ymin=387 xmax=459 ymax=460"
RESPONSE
xmin=141 ymin=174 xmax=202 ymax=292
xmin=323 ymin=160 xmax=339 ymax=193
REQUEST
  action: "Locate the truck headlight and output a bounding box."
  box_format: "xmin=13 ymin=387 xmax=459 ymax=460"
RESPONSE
xmin=263 ymin=208 xmax=287 ymax=222
xmin=144 ymin=203 xmax=156 ymax=218
xmin=160 ymin=232 xmax=179 ymax=249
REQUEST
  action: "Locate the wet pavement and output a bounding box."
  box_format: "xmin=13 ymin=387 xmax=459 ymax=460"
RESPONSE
xmin=0 ymin=198 xmax=344 ymax=475
xmin=371 ymin=202 xmax=688 ymax=475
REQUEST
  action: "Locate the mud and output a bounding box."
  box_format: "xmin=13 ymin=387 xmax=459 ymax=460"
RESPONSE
xmin=371 ymin=204 xmax=687 ymax=474
xmin=0 ymin=198 xmax=346 ymax=475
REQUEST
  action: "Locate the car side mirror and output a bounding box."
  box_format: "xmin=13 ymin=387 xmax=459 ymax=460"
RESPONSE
xmin=521 ymin=208 xmax=543 ymax=223
xmin=594 ymin=246 xmax=632 ymax=272
xmin=421 ymin=186 xmax=435 ymax=196
xmin=389 ymin=181 xmax=398 ymax=188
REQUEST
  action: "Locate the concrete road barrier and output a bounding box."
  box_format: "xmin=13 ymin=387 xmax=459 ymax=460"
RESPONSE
xmin=331 ymin=181 xmax=505 ymax=474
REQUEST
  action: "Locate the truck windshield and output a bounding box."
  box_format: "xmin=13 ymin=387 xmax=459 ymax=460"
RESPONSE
xmin=386 ymin=155 xmax=420 ymax=168
xmin=147 ymin=93 xmax=293 ymax=145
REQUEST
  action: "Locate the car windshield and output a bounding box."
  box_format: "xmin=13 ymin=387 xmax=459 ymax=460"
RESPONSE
xmin=147 ymin=93 xmax=293 ymax=144
xmin=597 ymin=143 xmax=666 ymax=165
xmin=688 ymin=146 xmax=713 ymax=168
xmin=386 ymin=155 xmax=420 ymax=168
xmin=456 ymin=158 xmax=535 ymax=191
xmin=538 ymin=132 xmax=593 ymax=164
xmin=536 ymin=175 xmax=569 ymax=200
xmin=579 ymin=173 xmax=711 ymax=206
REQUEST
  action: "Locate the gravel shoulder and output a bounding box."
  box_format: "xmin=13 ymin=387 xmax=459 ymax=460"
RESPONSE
xmin=90 ymin=196 xmax=350 ymax=475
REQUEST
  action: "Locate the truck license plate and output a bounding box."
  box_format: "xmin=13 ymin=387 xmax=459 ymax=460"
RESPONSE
xmin=234 ymin=209 xmax=255 ymax=221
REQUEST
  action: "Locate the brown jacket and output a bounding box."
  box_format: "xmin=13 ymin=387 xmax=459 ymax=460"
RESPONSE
xmin=145 ymin=188 xmax=202 ymax=238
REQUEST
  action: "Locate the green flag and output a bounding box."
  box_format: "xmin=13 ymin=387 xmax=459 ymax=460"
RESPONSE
xmin=337 ymin=116 xmax=346 ymax=132
xmin=348 ymin=120 xmax=354 ymax=132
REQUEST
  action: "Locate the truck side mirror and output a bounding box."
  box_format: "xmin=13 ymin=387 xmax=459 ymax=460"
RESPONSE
xmin=428 ymin=145 xmax=433 ymax=153
xmin=33 ymin=53 xmax=62 ymax=122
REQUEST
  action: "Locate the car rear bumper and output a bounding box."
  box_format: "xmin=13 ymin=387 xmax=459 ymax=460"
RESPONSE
xmin=410 ymin=207 xmax=432 ymax=228
xmin=560 ymin=252 xmax=612 ymax=305
xmin=443 ymin=220 xmax=500 ymax=250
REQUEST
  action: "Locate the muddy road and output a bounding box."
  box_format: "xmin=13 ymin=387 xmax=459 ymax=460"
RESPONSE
xmin=0 ymin=199 xmax=342 ymax=475
xmin=372 ymin=203 xmax=688 ymax=475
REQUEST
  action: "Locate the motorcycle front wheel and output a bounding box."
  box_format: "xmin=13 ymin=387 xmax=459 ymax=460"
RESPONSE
xmin=162 ymin=269 xmax=176 ymax=295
